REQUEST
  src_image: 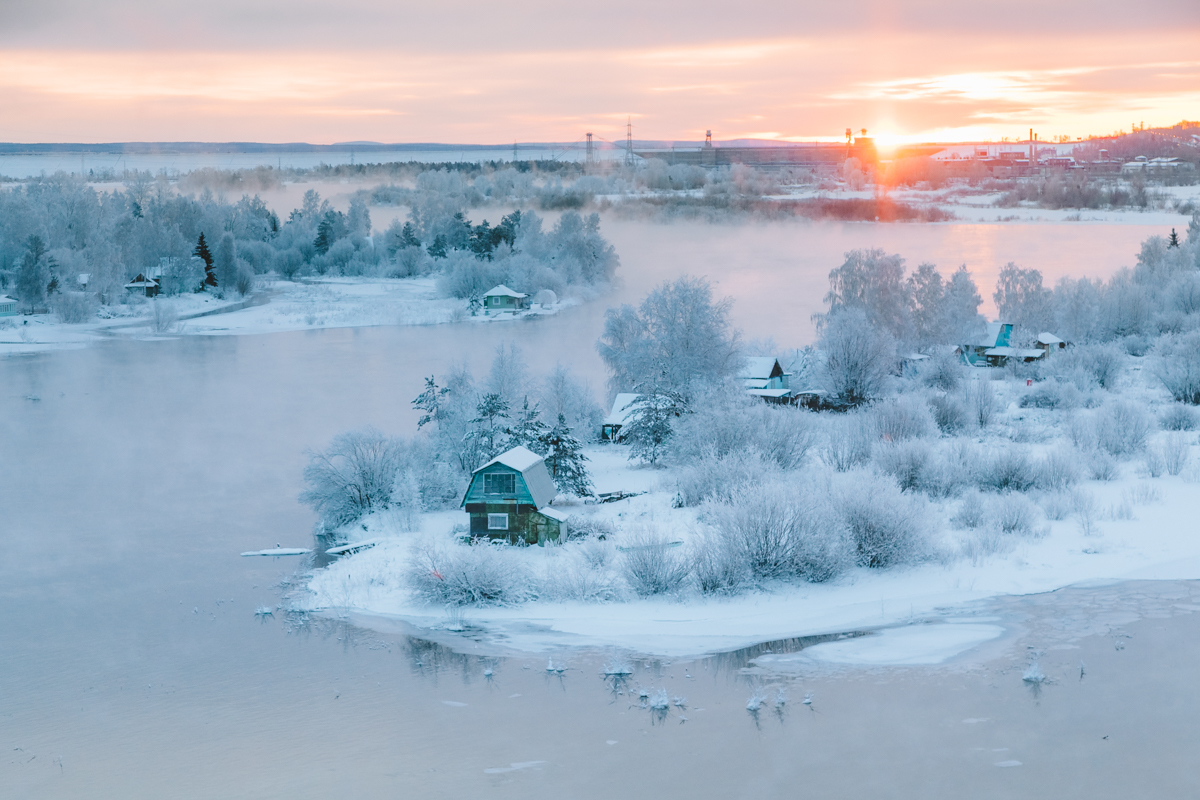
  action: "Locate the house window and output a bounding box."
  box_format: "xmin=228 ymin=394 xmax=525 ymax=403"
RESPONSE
xmin=487 ymin=513 xmax=509 ymax=530
xmin=483 ymin=473 xmax=516 ymax=495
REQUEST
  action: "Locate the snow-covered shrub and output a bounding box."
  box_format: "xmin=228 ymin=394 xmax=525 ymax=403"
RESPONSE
xmin=1074 ymin=490 xmax=1099 ymax=536
xmin=620 ymin=530 xmax=691 ymax=596
xmin=990 ymin=493 xmax=1042 ymax=537
xmin=1040 ymin=491 xmax=1073 ymax=521
xmin=822 ymin=412 xmax=876 ymax=471
xmin=670 ymin=397 xmax=817 ymax=471
xmin=50 ymin=291 xmax=97 ymax=323
xmin=540 ymin=556 xmax=624 ymax=603
xmin=1161 ymin=433 xmax=1191 ymax=476
xmin=1095 ymin=402 xmax=1152 ymax=457
xmin=564 ymin=514 xmax=617 ymax=543
xmin=1159 ymin=404 xmax=1198 ymax=431
xmin=874 ymin=440 xmax=932 ymax=492
xmin=871 ymin=395 xmax=936 ymax=442
xmin=1153 ymin=330 xmax=1200 ymax=404
xmin=300 ymin=428 xmax=407 ymax=529
xmin=1073 ymin=342 xmax=1125 ymax=390
xmin=672 ymin=450 xmax=770 ymax=507
xmin=929 ymin=393 xmax=968 ymax=433
xmin=976 ymin=447 xmax=1037 ymax=493
xmin=963 ymin=379 xmax=995 ymax=428
xmin=574 ymin=535 xmax=617 ymax=570
xmin=920 ymin=350 xmax=963 ymax=391
xmin=817 ymin=307 xmax=896 ymax=406
xmin=950 ymin=490 xmax=986 ymax=530
xmin=833 ymin=472 xmax=930 ymax=568
xmin=150 ymin=299 xmax=180 ymax=334
xmin=1124 ymin=482 xmax=1161 ymax=506
xmin=691 ymin=529 xmax=749 ymax=595
xmin=1019 ymin=380 xmax=1084 ymax=410
xmin=1038 ymin=447 xmax=1081 ymax=491
xmin=1085 ymin=449 xmax=1119 ymax=481
xmin=704 ymin=481 xmax=851 ymax=583
xmin=961 ymin=526 xmax=1013 ymax=563
xmin=1143 ymin=446 xmax=1165 ymax=478
xmin=406 ymin=539 xmax=531 ymax=606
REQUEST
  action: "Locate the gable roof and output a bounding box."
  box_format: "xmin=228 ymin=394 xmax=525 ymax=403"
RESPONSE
xmin=0 ymin=295 xmax=16 ymax=303
xmin=739 ymin=357 xmax=783 ymax=381
xmin=604 ymin=393 xmax=641 ymax=427
xmin=973 ymin=321 xmax=1011 ymax=348
xmin=1037 ymin=332 xmax=1065 ymax=345
xmin=472 ymin=445 xmax=558 ymax=508
xmin=484 ymin=284 xmax=527 ymax=298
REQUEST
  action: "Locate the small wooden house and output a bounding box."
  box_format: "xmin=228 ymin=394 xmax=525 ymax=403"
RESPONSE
xmin=962 ymin=322 xmax=1012 ymax=366
xmin=0 ymin=295 xmax=17 ymax=317
xmin=461 ymin=446 xmax=567 ymax=545
xmin=738 ymin=357 xmax=792 ymax=403
xmin=601 ymin=393 xmax=640 ymax=441
xmin=1037 ymin=332 xmax=1068 ymax=355
xmin=124 ymin=273 xmax=160 ymax=298
xmin=483 ymin=285 xmax=529 ymax=314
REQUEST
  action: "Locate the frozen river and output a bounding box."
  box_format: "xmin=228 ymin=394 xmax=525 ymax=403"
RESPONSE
xmin=2 ymin=219 xmax=1195 ymax=797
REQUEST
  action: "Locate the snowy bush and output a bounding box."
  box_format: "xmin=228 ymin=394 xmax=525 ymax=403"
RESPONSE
xmin=564 ymin=514 xmax=616 ymax=543
xmin=871 ymin=395 xmax=936 ymax=442
xmin=150 ymin=299 xmax=180 ymax=334
xmin=1095 ymin=402 xmax=1153 ymax=457
xmin=691 ymin=529 xmax=749 ymax=595
xmin=620 ymin=530 xmax=691 ymax=596
xmin=990 ymin=493 xmax=1042 ymax=537
xmin=540 ymin=554 xmax=624 ymax=603
xmin=704 ymin=481 xmax=851 ymax=583
xmin=406 ymin=539 xmax=531 ymax=606
xmin=929 ymin=393 xmax=968 ymax=433
xmin=1085 ymin=449 xmax=1120 ymax=481
xmin=963 ymin=380 xmax=995 ymax=428
xmin=300 ymin=428 xmax=407 ymax=529
xmin=822 ymin=412 xmax=876 ymax=471
xmin=920 ymin=350 xmax=963 ymax=391
xmin=1040 ymin=492 xmax=1074 ymax=521
xmin=672 ymin=450 xmax=770 ymax=507
xmin=670 ymin=396 xmax=817 ymax=470
xmin=1153 ymin=331 xmax=1200 ymax=404
xmin=1019 ymin=380 xmax=1084 ymax=410
xmin=1159 ymin=404 xmax=1198 ymax=431
xmin=833 ymin=472 xmax=930 ymax=568
xmin=1073 ymin=343 xmax=1125 ymax=390
xmin=817 ymin=307 xmax=896 ymax=406
xmin=50 ymin=291 xmax=97 ymax=323
xmin=976 ymin=447 xmax=1037 ymax=493
xmin=874 ymin=440 xmax=932 ymax=492
xmin=1162 ymin=434 xmax=1191 ymax=476
xmin=1037 ymin=447 xmax=1081 ymax=492
xmin=950 ymin=491 xmax=986 ymax=530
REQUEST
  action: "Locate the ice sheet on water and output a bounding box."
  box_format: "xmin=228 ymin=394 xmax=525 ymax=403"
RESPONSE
xmin=484 ymin=761 xmax=546 ymax=774
xmin=756 ymin=623 xmax=1004 ymax=668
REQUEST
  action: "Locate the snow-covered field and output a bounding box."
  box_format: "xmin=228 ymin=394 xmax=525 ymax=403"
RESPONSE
xmin=294 ymin=367 xmax=1200 ymax=661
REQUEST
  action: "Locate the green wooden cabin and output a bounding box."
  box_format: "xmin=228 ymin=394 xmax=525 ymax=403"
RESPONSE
xmin=461 ymin=446 xmax=567 ymax=545
xmin=0 ymin=295 xmax=17 ymax=317
xmin=483 ymin=284 xmax=529 ymax=314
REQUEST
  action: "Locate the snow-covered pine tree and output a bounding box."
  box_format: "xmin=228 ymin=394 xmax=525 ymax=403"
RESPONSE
xmin=465 ymin=393 xmax=511 ymax=464
xmin=412 ymin=376 xmax=449 ymax=429
xmin=623 ymin=389 xmax=688 ymax=465
xmin=540 ymin=414 xmax=594 ymax=497
xmin=505 ymin=397 xmax=549 ymax=452
xmin=193 ymin=233 xmax=216 ymax=288
xmin=1168 ymin=228 xmax=1180 ymax=248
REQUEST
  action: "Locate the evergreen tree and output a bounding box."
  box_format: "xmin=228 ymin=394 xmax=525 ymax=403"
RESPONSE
xmin=412 ymin=376 xmax=449 ymax=429
xmin=400 ymin=222 xmax=421 ymax=248
xmin=214 ymin=233 xmax=237 ymax=293
xmin=465 ymin=393 xmax=511 ymax=463
xmin=193 ymin=233 xmax=216 ymax=288
xmin=505 ymin=398 xmax=549 ymax=452
xmin=1168 ymin=228 xmax=1180 ymax=248
xmin=622 ymin=389 xmax=688 ymax=466
xmin=540 ymin=413 xmax=593 ymax=497
xmin=427 ymin=234 xmax=448 ymax=259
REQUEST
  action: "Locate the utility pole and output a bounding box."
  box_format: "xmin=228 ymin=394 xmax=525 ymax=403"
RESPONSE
xmin=585 ymin=132 xmax=594 ymax=171
xmin=625 ymin=117 xmax=634 ymax=167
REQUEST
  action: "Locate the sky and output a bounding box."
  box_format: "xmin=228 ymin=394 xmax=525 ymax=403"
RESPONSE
xmin=1 ymin=0 xmax=1198 ymax=145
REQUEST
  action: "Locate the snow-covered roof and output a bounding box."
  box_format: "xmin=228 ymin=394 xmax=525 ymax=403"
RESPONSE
xmin=985 ymin=347 xmax=1044 ymax=359
xmin=747 ymin=388 xmax=791 ymax=399
xmin=743 ymin=378 xmax=771 ymax=390
xmin=738 ymin=357 xmax=783 ymax=381
xmin=484 ymin=284 xmax=527 ymax=298
xmin=76 ymin=273 xmax=90 ymax=284
xmin=604 ymin=393 xmax=641 ymax=427
xmin=1037 ymin=332 xmax=1065 ymax=345
xmin=0 ymin=295 xmax=16 ymax=303
xmin=973 ymin=322 xmax=1010 ymax=348
xmin=474 ymin=445 xmax=558 ymax=508
xmin=538 ymin=506 xmax=569 ymax=523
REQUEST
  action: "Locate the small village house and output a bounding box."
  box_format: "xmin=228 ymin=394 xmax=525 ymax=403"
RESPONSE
xmin=483 ymin=285 xmax=529 ymax=315
xmin=461 ymin=446 xmax=567 ymax=545
xmin=124 ymin=273 xmax=160 ymax=298
xmin=0 ymin=295 xmax=17 ymax=317
xmin=1037 ymin=332 xmax=1068 ymax=355
xmin=962 ymin=322 xmax=1013 ymax=366
xmin=601 ymin=393 xmax=640 ymax=441
xmin=738 ymin=357 xmax=792 ymax=403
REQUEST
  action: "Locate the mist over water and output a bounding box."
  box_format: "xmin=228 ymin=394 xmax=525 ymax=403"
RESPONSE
xmin=0 ymin=218 xmax=1185 ymax=797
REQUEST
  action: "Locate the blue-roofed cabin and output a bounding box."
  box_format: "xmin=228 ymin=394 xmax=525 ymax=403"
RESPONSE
xmin=739 ymin=357 xmax=792 ymax=404
xmin=461 ymin=446 xmax=567 ymax=545
xmin=0 ymin=295 xmax=17 ymax=317
xmin=963 ymin=322 xmax=1012 ymax=366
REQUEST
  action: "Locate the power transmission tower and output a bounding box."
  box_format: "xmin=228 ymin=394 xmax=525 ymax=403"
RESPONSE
xmin=585 ymin=132 xmax=594 ymax=171
xmin=625 ymin=117 xmax=634 ymax=167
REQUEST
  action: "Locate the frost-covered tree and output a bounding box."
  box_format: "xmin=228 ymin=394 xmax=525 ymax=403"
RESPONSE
xmin=942 ymin=266 xmax=986 ymax=344
xmin=818 ymin=307 xmax=896 ymax=407
xmin=819 ymin=249 xmax=911 ymax=339
xmin=505 ymin=398 xmax=549 ymax=452
xmin=539 ymin=364 xmax=603 ymax=437
xmin=597 ymin=276 xmax=740 ymax=397
xmin=299 ymin=428 xmax=406 ymax=529
xmin=15 ymin=235 xmax=49 ymax=311
xmin=993 ymin=262 xmax=1053 ymax=332
xmin=623 ymin=389 xmax=688 ymax=465
xmin=465 ymin=393 xmax=511 ymax=464
xmin=214 ymin=233 xmax=237 ymax=293
xmin=413 ymin=376 xmax=449 ymax=429
xmin=907 ymin=262 xmax=944 ymax=348
xmin=540 ymin=414 xmax=593 ymax=497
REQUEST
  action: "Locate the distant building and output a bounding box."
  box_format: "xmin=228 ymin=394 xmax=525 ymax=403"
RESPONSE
xmin=962 ymin=322 xmax=1013 ymax=366
xmin=124 ymin=273 xmax=160 ymax=298
xmin=601 ymin=393 xmax=640 ymax=441
xmin=0 ymin=295 xmax=17 ymax=316
xmin=483 ymin=285 xmax=529 ymax=314
xmin=1037 ymin=332 xmax=1068 ymax=355
xmin=738 ymin=357 xmax=792 ymax=404
xmin=460 ymin=446 xmax=566 ymax=545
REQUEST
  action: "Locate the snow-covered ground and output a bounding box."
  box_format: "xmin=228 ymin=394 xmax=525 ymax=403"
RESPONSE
xmin=0 ymin=277 xmax=569 ymax=356
xmin=294 ymin=371 xmax=1200 ymax=661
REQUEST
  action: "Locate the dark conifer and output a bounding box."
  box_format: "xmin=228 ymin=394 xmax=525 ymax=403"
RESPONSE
xmin=194 ymin=233 xmax=216 ymax=287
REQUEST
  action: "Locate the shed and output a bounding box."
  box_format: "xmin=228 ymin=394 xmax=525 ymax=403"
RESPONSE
xmin=461 ymin=446 xmax=566 ymax=545
xmin=601 ymin=393 xmax=640 ymax=441
xmin=738 ymin=356 xmax=792 ymax=404
xmin=483 ymin=284 xmax=529 ymax=314
xmin=124 ymin=273 xmax=160 ymax=298
xmin=1037 ymin=332 xmax=1068 ymax=354
xmin=984 ymin=346 xmax=1045 ymax=366
xmin=963 ymin=322 xmax=1013 ymax=366
xmin=0 ymin=295 xmax=17 ymax=317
